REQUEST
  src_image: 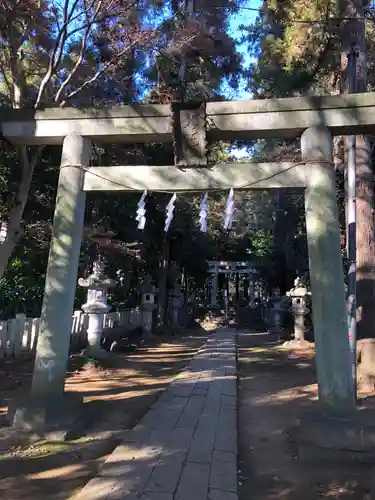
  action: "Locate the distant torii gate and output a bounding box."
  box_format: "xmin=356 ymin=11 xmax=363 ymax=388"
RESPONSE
xmin=206 ymin=261 xmax=257 ymax=307
xmin=4 ymin=92 xmax=372 ymax=423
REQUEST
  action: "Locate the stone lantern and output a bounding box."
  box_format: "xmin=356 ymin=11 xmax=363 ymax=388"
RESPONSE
xmin=78 ymin=258 xmax=117 ymax=355
xmin=139 ymin=275 xmax=157 ymax=336
xmin=286 ymin=276 xmax=311 ymax=343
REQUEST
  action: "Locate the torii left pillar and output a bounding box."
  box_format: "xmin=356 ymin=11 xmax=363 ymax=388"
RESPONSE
xmin=8 ymin=135 xmax=91 ymax=432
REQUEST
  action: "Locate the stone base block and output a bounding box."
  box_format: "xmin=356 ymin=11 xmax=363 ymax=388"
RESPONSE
xmin=282 ymin=339 xmax=312 ymax=349
xmin=83 ymin=345 xmax=115 ymax=360
xmin=289 ymin=407 xmax=375 ymax=460
xmin=7 ymin=392 xmax=84 ymax=441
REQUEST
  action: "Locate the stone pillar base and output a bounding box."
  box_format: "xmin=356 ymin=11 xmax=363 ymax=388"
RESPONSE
xmin=86 ymin=312 xmax=105 ymax=349
xmin=7 ymin=392 xmax=83 ymax=441
xmin=141 ymin=309 xmax=154 ymax=337
xmin=282 ymin=339 xmax=312 ymax=350
xmin=82 ymin=345 xmax=114 ymax=361
xmin=289 ymin=407 xmax=375 ymax=459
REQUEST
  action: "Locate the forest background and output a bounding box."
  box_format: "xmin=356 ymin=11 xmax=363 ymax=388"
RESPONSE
xmin=0 ymin=0 xmax=373 ymax=339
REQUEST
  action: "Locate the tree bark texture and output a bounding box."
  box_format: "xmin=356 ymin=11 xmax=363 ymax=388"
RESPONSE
xmin=339 ymin=0 xmax=375 ymax=338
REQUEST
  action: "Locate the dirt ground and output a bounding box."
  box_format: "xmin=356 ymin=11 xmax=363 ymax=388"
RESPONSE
xmin=0 ymin=327 xmax=210 ymax=500
xmin=238 ymin=330 xmax=375 ymax=500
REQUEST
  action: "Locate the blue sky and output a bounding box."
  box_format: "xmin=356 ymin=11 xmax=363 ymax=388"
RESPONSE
xmin=225 ymin=1 xmax=262 ymax=156
xmin=225 ymin=0 xmax=262 ymax=100
xmin=140 ymin=0 xmax=262 ymax=157
xmin=63 ymin=0 xmax=262 ymax=101
xmin=140 ymin=0 xmax=262 ymax=101
xmin=228 ymin=0 xmax=261 ymax=69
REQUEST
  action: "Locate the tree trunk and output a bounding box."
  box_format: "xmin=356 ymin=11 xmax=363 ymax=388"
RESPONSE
xmin=353 ymin=26 xmax=375 ymax=339
xmin=339 ymin=0 xmax=375 ymax=338
xmin=123 ymin=3 xmax=138 ymax=105
xmin=157 ymin=232 xmax=170 ymax=328
xmin=235 ymin=274 xmax=239 ymax=305
xmin=333 ymin=135 xmax=345 ymax=222
xmin=355 ymin=135 xmax=375 ymax=338
xmin=0 ymin=40 xmax=40 ymax=279
xmin=0 ymin=146 xmax=40 ymax=278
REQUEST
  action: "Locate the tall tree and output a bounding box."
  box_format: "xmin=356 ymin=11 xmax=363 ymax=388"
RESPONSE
xmin=0 ymin=0 xmax=201 ymax=279
xmin=339 ymin=0 xmax=375 ymax=339
xmin=247 ymin=1 xmax=375 ymax=337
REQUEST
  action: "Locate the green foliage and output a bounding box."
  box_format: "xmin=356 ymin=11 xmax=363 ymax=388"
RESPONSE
xmin=0 ymin=1 xmax=303 ymax=318
xmin=0 ymin=1 xmax=256 ymax=318
xmin=249 ymin=229 xmax=273 ymax=257
xmin=0 ymin=238 xmax=47 ymax=318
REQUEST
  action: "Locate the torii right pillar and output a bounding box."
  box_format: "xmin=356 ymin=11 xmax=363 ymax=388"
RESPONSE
xmin=302 ymin=126 xmax=355 ymax=412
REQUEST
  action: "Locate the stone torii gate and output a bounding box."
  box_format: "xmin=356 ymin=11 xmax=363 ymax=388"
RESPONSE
xmin=206 ymin=261 xmax=257 ymax=307
xmin=5 ymin=92 xmax=375 ymax=428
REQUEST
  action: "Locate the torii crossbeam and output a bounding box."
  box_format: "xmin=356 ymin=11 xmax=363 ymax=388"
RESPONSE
xmin=2 ymin=91 xmax=375 ymax=144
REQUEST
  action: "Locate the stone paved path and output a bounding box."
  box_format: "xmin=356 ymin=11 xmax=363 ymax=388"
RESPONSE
xmin=73 ymin=328 xmax=238 ymax=500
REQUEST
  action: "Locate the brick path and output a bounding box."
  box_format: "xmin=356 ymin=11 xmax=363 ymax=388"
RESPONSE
xmin=73 ymin=328 xmax=238 ymax=500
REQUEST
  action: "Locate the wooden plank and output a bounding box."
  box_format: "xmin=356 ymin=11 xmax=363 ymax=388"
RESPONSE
xmin=82 ymin=162 xmax=307 ymax=192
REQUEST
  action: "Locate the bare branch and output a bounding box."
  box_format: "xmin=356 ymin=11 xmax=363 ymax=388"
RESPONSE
xmin=34 ymin=0 xmax=77 ymax=108
xmin=34 ymin=0 xmax=106 ymax=108
xmin=65 ymin=0 xmax=138 ymax=40
xmin=0 ymin=61 xmax=12 ymax=97
xmin=34 ymin=0 xmax=140 ymax=108
xmin=54 ymin=0 xmax=102 ymax=103
xmin=59 ymin=37 xmax=143 ymax=105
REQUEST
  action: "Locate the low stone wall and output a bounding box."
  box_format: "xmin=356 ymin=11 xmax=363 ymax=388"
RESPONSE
xmin=0 ymin=308 xmax=141 ymax=359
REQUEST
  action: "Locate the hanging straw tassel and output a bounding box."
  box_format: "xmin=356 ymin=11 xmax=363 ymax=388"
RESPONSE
xmin=165 ymin=193 xmax=177 ymax=232
xmin=200 ymin=192 xmax=208 ymax=232
xmin=136 ymin=190 xmax=147 ymax=230
xmin=223 ymin=188 xmax=234 ymax=230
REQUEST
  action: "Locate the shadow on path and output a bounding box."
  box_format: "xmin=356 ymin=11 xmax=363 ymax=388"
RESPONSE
xmin=0 ymin=327 xmax=209 ymax=500
xmin=238 ymin=330 xmax=374 ymax=500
